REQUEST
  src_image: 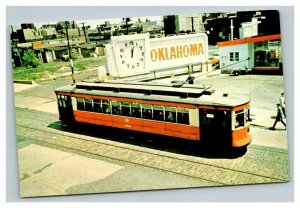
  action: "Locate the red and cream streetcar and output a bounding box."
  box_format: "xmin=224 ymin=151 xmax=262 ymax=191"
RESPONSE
xmin=55 ymin=80 xmax=252 ymax=148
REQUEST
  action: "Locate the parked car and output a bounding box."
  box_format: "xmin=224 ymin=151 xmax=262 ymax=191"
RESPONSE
xmin=209 ymin=57 xmax=219 ymax=66
xmin=209 ymin=51 xmax=220 ymax=68
xmin=221 ymin=66 xmax=250 ymax=76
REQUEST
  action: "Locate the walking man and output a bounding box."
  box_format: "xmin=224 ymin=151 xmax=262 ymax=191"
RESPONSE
xmin=279 ymin=92 xmax=286 ymax=117
xmin=270 ymin=103 xmax=286 ymax=130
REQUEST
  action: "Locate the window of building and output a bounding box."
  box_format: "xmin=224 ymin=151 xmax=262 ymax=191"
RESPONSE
xmin=235 ymin=52 xmax=239 ymax=61
xmin=230 ymin=52 xmax=239 ymax=62
xmin=230 ymin=52 xmax=234 ymax=61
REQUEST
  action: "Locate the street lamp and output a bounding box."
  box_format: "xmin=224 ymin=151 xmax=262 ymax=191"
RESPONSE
xmin=80 ymin=22 xmax=88 ymax=43
xmin=227 ymin=12 xmax=237 ymax=41
xmin=65 ymin=21 xmax=75 ymax=84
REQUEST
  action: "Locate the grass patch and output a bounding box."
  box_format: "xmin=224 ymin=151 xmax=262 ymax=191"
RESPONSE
xmin=13 ymin=57 xmax=107 ymax=80
xmin=17 ymin=136 xmax=26 ymax=143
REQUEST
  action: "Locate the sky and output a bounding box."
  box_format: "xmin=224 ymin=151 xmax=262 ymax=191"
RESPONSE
xmin=76 ymin=16 xmax=164 ymax=29
xmin=11 ymin=15 xmax=164 ymax=31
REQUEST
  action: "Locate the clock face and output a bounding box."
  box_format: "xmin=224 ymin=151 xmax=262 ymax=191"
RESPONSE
xmin=110 ymin=33 xmax=149 ymax=77
xmin=118 ymin=39 xmax=145 ymax=70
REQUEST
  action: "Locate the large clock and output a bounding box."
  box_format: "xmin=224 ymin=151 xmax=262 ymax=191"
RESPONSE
xmin=111 ymin=33 xmax=149 ymax=77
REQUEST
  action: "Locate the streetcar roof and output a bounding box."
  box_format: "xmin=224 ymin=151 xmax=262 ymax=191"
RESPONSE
xmin=76 ymin=80 xmax=211 ymax=94
xmin=55 ymin=80 xmax=250 ymax=107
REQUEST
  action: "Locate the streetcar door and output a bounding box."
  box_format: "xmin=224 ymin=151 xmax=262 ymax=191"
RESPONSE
xmin=199 ymin=109 xmax=231 ymax=147
xmin=57 ymin=95 xmax=74 ymax=123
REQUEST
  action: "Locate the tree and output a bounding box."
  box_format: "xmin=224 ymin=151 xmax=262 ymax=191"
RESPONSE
xmin=22 ymin=49 xmax=40 ymax=68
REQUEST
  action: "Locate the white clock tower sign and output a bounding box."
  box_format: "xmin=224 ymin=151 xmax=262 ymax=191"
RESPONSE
xmin=106 ymin=32 xmax=208 ymax=79
xmin=106 ymin=33 xmax=150 ymax=78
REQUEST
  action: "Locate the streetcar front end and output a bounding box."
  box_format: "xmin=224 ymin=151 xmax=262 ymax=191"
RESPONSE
xmin=231 ymin=103 xmax=252 ymax=147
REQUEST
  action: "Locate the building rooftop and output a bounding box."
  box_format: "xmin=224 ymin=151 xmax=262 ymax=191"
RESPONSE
xmin=217 ymin=34 xmax=281 ymax=47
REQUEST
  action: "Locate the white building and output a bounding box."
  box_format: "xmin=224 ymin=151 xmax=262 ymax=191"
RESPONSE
xmin=217 ymin=34 xmax=281 ymax=70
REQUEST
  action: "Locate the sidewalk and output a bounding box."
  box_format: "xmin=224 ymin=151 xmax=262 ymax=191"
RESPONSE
xmin=13 ymin=82 xmax=38 ymax=93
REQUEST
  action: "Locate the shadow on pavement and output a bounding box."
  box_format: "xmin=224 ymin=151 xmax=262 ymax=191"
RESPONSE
xmin=48 ymin=121 xmax=248 ymax=159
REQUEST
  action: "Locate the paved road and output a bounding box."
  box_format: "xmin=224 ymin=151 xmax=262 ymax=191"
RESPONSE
xmin=13 ymin=71 xmax=289 ymax=197
xmin=16 ymin=107 xmax=288 ymax=197
xmin=16 ymin=108 xmax=214 ymax=197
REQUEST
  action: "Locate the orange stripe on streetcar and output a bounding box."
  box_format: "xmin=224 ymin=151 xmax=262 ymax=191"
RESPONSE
xmin=232 ymin=126 xmax=252 ymax=147
xmin=74 ymin=110 xmax=200 ymax=141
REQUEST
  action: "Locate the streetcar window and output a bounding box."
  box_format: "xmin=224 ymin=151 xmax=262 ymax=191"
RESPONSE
xmin=153 ymin=105 xmax=164 ymax=121
xmin=121 ymin=102 xmax=131 ymax=116
xmin=131 ymin=103 xmax=141 ymax=118
xmin=57 ymin=95 xmax=63 ymax=107
xmin=62 ymin=96 xmax=68 ymax=108
xmin=102 ymin=100 xmax=111 ymax=114
xmin=93 ymin=99 xmax=102 ymax=113
xmin=165 ymin=106 xmax=176 ymax=123
xmin=142 ymin=104 xmax=153 ymax=119
xmin=177 ymin=108 xmax=189 ymax=124
xmin=245 ymin=108 xmax=251 ymax=123
xmin=60 ymin=95 xmax=67 ymax=108
xmin=76 ymin=98 xmax=84 ymax=110
xmin=84 ymin=98 xmax=93 ymax=111
xmin=112 ymin=101 xmax=121 ymax=115
xmin=222 ymin=110 xmax=231 ymax=128
xmin=200 ymin=109 xmax=214 ymax=124
xmin=235 ymin=110 xmax=245 ymax=128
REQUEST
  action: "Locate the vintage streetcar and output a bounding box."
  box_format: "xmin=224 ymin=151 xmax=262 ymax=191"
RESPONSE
xmin=55 ymin=80 xmax=252 ymax=149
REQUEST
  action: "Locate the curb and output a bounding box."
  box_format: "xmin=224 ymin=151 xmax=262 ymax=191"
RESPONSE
xmin=13 ymin=80 xmax=35 ymax=85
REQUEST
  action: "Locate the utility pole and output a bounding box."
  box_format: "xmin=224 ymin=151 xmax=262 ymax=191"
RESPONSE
xmin=228 ymin=12 xmax=237 ymax=41
xmin=81 ymin=22 xmax=88 ymax=43
xmin=191 ymin=17 xmax=194 ymax=32
xmin=65 ymin=21 xmax=75 ymax=84
xmin=122 ymin=18 xmax=131 ymax=35
xmin=97 ymin=25 xmax=101 ymax=36
xmin=230 ymin=18 xmax=234 ymax=40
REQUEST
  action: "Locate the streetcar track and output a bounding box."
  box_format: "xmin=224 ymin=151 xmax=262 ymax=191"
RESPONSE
xmin=15 ymin=115 xmax=289 ymax=171
xmin=247 ymin=144 xmax=288 ymax=154
xmin=15 ymin=108 xmax=289 ymax=165
xmin=16 ymin=123 xmax=288 ymax=183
